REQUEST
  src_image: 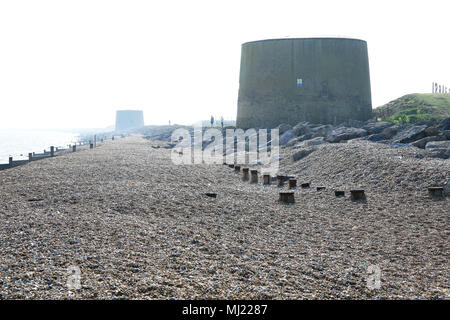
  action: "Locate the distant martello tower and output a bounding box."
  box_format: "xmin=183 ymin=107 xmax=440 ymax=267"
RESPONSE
xmin=115 ymin=110 xmax=144 ymax=131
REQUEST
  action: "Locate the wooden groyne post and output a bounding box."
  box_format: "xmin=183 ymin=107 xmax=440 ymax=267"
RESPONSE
xmin=428 ymin=187 xmax=444 ymax=199
xmin=301 ymin=183 xmax=310 ymax=188
xmin=28 ymin=153 xmax=32 ymax=161
xmin=277 ymin=176 xmax=285 ymax=187
xmin=279 ymin=192 xmax=295 ymax=203
xmin=263 ymin=174 xmax=271 ymax=185
xmin=250 ymin=170 xmax=258 ymax=183
xmin=72 ymin=145 xmax=76 ymax=152
xmin=242 ymin=168 xmax=249 ymax=181
xmin=50 ymin=146 xmax=55 ymax=157
xmin=335 ymin=190 xmax=345 ymax=197
xmin=9 ymin=157 xmax=13 ymax=166
xmin=288 ymin=179 xmax=297 ymax=189
xmin=350 ymin=189 xmax=366 ymax=201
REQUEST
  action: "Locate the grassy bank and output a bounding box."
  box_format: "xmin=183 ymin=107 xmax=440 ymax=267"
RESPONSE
xmin=373 ymin=93 xmax=450 ymax=125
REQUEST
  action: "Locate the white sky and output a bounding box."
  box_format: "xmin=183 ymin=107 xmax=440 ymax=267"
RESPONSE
xmin=0 ymin=0 xmax=449 ymax=129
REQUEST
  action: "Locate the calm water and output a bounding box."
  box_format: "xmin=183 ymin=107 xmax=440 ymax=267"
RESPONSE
xmin=0 ymin=129 xmax=79 ymax=164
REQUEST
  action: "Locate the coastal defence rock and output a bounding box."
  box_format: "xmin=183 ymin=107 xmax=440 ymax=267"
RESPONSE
xmin=292 ymin=122 xmax=310 ymax=136
xmin=285 ymin=134 xmax=314 ymax=147
xmin=361 ymin=133 xmax=387 ymax=142
xmin=439 ymin=117 xmax=450 ymax=131
xmin=425 ymin=140 xmax=450 ymax=149
xmin=392 ymin=125 xmax=428 ymax=144
xmin=381 ymin=125 xmax=400 ymax=139
xmin=362 ymin=121 xmax=393 ymax=134
xmin=412 ymin=136 xmax=446 ymax=149
xmin=424 ymin=140 xmax=450 ymax=159
xmin=311 ymin=124 xmax=334 ymax=137
xmin=280 ymin=130 xmax=296 ymax=145
xmin=325 ymin=127 xmax=367 ymax=143
xmin=278 ymin=124 xmax=293 ymax=135
xmin=425 ymin=149 xmax=450 ymax=159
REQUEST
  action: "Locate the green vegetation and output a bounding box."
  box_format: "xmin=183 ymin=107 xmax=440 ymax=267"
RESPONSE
xmin=373 ymin=93 xmax=450 ymax=125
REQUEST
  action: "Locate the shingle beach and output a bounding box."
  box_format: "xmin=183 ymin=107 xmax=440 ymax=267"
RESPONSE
xmin=0 ymin=136 xmax=448 ymax=299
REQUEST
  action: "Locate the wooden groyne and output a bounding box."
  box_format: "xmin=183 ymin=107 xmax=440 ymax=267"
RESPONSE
xmin=0 ymin=134 xmax=120 ymax=172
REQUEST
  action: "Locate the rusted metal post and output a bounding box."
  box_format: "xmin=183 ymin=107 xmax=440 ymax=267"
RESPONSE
xmin=279 ymin=192 xmax=295 ymax=203
xmin=277 ymin=175 xmax=285 ymax=187
xmin=263 ymin=174 xmax=271 ymax=185
xmin=288 ymin=179 xmax=297 ymax=189
xmin=242 ymin=168 xmax=249 ymax=181
xmin=428 ymin=187 xmax=444 ymax=199
xmin=50 ymin=146 xmax=55 ymax=157
xmin=250 ymin=170 xmax=258 ymax=183
xmin=350 ymin=189 xmax=365 ymax=201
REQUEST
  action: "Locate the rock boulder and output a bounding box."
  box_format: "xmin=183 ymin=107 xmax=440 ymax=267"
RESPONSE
xmin=412 ymin=136 xmax=446 ymax=149
xmin=325 ymin=127 xmax=368 ymax=143
xmin=392 ymin=125 xmax=428 ymax=144
xmin=362 ymin=121 xmax=393 ymax=135
xmin=278 ymin=124 xmax=293 ymax=135
xmin=425 ymin=140 xmax=450 ymax=149
xmin=279 ymin=130 xmax=296 ymax=146
xmin=438 ymin=117 xmax=450 ymax=131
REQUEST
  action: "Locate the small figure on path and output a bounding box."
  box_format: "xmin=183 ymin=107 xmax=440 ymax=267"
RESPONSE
xmin=220 ymin=116 xmax=224 ymax=128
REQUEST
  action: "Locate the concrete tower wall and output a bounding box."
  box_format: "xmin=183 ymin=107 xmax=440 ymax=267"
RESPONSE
xmin=236 ymin=38 xmax=372 ymax=128
xmin=115 ymin=110 xmax=144 ymax=131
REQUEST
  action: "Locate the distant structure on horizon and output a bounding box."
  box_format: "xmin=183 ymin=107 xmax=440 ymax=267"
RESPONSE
xmin=236 ymin=38 xmax=373 ymax=128
xmin=432 ymin=82 xmax=448 ymax=94
xmin=115 ymin=110 xmax=144 ymax=131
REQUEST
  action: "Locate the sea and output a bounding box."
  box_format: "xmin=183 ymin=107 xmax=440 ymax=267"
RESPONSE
xmin=0 ymin=129 xmax=80 ymax=164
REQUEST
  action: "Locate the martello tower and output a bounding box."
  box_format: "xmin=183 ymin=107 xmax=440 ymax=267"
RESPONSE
xmin=236 ymin=38 xmax=372 ymax=128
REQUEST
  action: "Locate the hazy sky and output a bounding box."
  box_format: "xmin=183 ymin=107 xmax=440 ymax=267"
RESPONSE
xmin=0 ymin=0 xmax=449 ymax=129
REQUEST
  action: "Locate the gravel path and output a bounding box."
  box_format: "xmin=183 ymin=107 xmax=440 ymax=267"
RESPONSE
xmin=0 ymin=135 xmax=448 ymax=299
